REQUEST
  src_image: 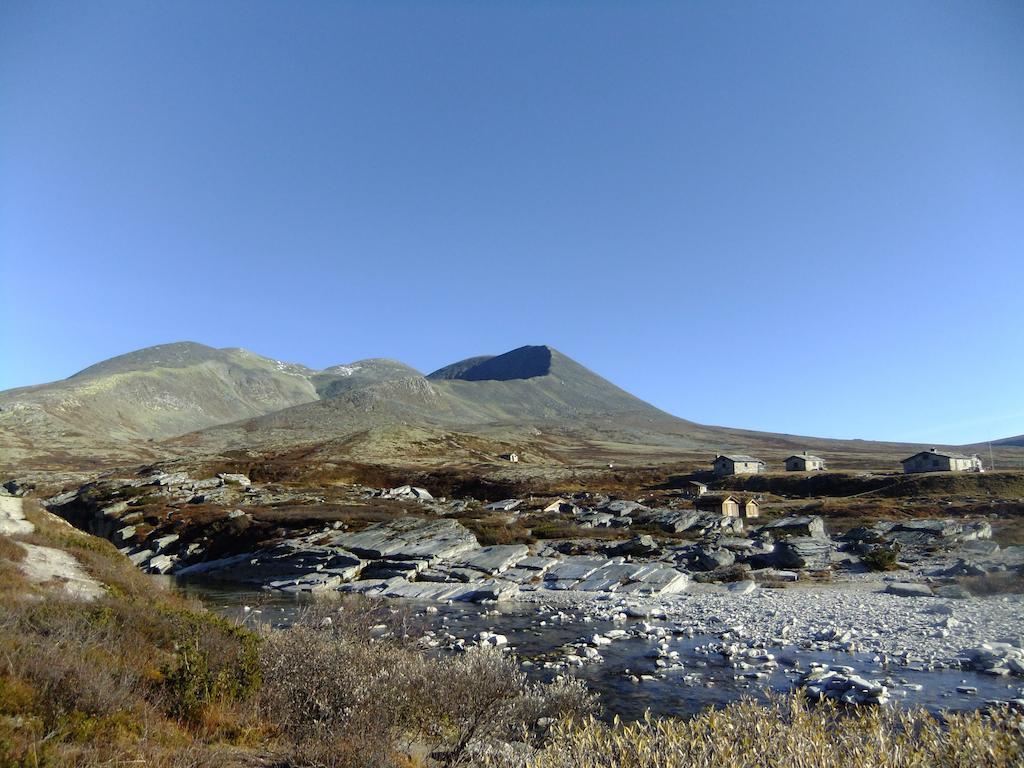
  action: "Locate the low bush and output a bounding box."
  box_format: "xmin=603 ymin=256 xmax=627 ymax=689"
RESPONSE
xmin=459 ymin=514 xmax=535 ymax=546
xmin=258 ymin=602 xmax=597 ymax=768
xmin=862 ymin=544 xmax=901 ymax=571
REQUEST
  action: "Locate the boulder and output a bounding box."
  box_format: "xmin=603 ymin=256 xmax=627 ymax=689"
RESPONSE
xmin=773 ymin=536 xmax=832 ymax=569
xmin=149 ymin=471 xmax=191 ymax=487
xmin=631 ymin=508 xmax=702 ymax=533
xmin=694 ymin=546 xmax=736 ymax=571
xmin=485 ymin=499 xmax=522 ymax=511
xmin=459 ymin=579 xmax=521 ymax=602
xmin=575 ymin=511 xmax=615 ymax=528
xmin=760 ymin=515 xmax=826 ymax=539
xmin=612 ymin=535 xmax=660 ymax=558
xmin=2 ymin=480 xmax=28 ymax=497
xmin=384 ymin=485 xmax=434 ymax=501
xmin=574 ymin=562 xmax=653 ymax=592
xmin=801 ymin=667 xmax=889 ymax=705
xmin=618 ymin=565 xmax=689 ymax=596
xmin=147 ymin=554 xmax=177 ymax=574
xmin=600 ymin=500 xmax=649 ymax=515
xmin=885 ymin=582 xmax=933 ymax=598
xmin=217 ymin=473 xmax=252 ymax=487
xmin=728 ymin=579 xmax=757 ymax=596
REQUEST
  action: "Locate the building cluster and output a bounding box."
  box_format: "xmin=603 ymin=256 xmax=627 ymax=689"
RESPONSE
xmin=712 ymin=451 xmax=826 ymax=476
xmin=711 ymin=447 xmax=985 ymax=476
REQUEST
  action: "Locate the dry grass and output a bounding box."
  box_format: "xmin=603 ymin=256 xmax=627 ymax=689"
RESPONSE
xmin=455 ymin=512 xmax=536 ymax=546
xmin=482 ymin=694 xmax=1024 ymax=768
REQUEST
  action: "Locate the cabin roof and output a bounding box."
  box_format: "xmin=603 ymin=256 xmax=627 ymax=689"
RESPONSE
xmin=901 ymin=449 xmax=976 ymax=463
xmin=715 ymin=454 xmax=764 ymax=464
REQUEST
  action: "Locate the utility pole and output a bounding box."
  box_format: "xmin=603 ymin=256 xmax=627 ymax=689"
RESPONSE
xmin=988 ymin=443 xmax=995 ymax=471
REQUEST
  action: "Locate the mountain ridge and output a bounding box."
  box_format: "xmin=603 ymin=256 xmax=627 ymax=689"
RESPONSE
xmin=1 ymin=340 xmax=1021 ymax=474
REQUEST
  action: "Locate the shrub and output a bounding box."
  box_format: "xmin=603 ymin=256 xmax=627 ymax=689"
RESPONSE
xmin=862 ymin=544 xmax=901 ymax=571
xmin=258 ymin=602 xmax=597 ymax=768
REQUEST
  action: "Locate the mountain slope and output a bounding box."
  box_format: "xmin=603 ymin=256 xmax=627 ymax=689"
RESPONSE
xmin=180 ymin=344 xmax=684 ymax=449
xmin=311 ymin=359 xmax=424 ymax=399
xmin=0 ymin=342 xmax=319 ymax=468
xmin=992 ymin=434 xmax=1024 ymax=448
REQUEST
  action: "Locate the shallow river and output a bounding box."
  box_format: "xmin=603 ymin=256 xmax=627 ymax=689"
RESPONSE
xmin=177 ymin=580 xmax=1022 ymax=720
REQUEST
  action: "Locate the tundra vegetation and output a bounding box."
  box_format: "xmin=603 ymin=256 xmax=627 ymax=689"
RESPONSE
xmin=0 ymin=500 xmax=1023 ymax=766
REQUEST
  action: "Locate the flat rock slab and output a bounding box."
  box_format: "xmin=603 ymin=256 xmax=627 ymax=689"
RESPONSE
xmin=498 ymin=567 xmax=547 ymax=585
xmin=545 ymin=557 xmax=613 ymax=585
xmin=381 ymin=580 xmax=470 ymax=601
xmin=332 ymin=518 xmax=479 ymax=561
xmin=176 ymin=542 xmax=361 ymax=584
xmin=19 ymin=542 xmax=105 ymax=601
xmin=618 ymin=565 xmax=690 ymax=596
xmin=450 ymin=544 xmax=529 ymax=575
xmin=601 ymin=500 xmax=648 ymax=515
xmin=574 ymin=562 xmax=650 ymax=592
xmin=728 ymin=579 xmax=757 ymax=596
xmin=0 ymin=496 xmax=34 ymax=536
xmin=515 ymin=556 xmax=558 ymax=572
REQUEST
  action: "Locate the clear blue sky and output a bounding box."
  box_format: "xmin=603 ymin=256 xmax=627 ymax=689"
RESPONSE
xmin=2 ymin=1 xmax=1022 ymax=444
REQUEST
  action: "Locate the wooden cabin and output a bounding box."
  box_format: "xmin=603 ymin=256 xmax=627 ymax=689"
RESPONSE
xmin=712 ymin=454 xmax=766 ymax=476
xmin=785 ymin=452 xmax=826 ymax=472
xmin=695 ymin=493 xmax=741 ymax=518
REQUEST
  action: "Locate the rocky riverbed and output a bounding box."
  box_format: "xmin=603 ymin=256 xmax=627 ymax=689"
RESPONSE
xmin=39 ymin=468 xmax=1024 ymax=712
xmin=184 ymin=580 xmax=1024 ymax=718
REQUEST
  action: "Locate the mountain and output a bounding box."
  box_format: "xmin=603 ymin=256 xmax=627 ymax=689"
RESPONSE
xmin=167 ymin=344 xmax=923 ymax=473
xmin=3 ymin=340 xmax=1023 ymax=476
xmin=181 ymin=344 xmax=683 ymax=444
xmin=427 ymin=355 xmax=496 ymax=380
xmin=0 ymin=342 xmax=319 ymax=469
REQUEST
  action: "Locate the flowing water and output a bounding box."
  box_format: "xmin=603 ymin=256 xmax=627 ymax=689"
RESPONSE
xmin=177 ymin=580 xmax=1022 ymax=720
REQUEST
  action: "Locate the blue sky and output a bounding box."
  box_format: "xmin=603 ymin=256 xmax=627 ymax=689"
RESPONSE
xmin=1 ymin=1 xmax=1022 ymax=444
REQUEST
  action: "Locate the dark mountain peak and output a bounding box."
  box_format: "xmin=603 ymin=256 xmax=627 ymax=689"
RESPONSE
xmin=427 ymin=355 xmax=496 ymax=380
xmin=429 ymin=345 xmax=554 ymax=382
